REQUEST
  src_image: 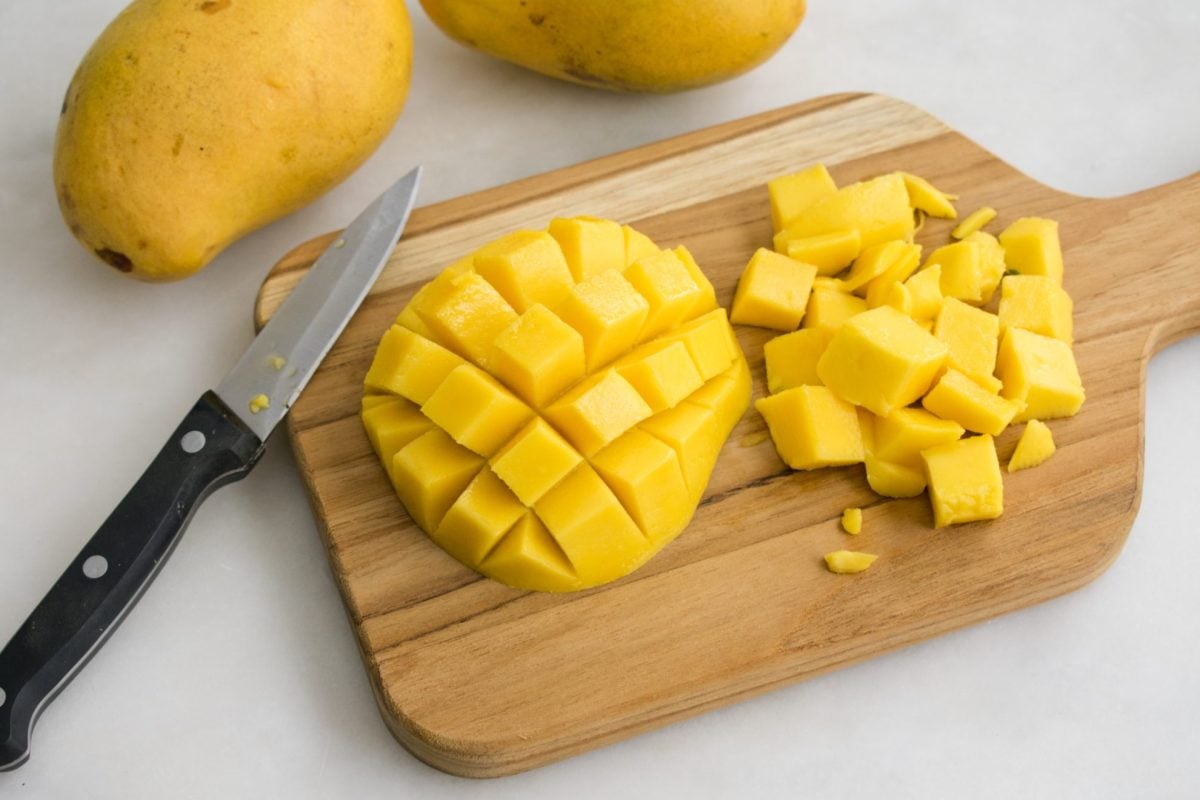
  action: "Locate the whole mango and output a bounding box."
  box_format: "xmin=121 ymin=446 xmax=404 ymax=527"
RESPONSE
xmin=54 ymin=0 xmax=413 ymax=281
xmin=419 ymin=0 xmax=806 ymax=93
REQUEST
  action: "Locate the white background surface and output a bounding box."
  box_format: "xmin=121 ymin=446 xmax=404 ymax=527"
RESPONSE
xmin=1 ymin=1 xmax=1198 ymax=797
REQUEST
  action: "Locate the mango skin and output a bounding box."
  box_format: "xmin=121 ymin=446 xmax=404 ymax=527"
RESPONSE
xmin=419 ymin=0 xmax=807 ymax=93
xmin=54 ymin=0 xmax=413 ymax=281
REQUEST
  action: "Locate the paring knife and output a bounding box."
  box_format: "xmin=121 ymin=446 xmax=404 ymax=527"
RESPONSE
xmin=0 ymin=166 xmax=422 ymax=771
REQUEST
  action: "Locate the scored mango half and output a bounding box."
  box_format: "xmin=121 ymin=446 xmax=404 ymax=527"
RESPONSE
xmin=362 ymin=219 xmax=749 ymax=592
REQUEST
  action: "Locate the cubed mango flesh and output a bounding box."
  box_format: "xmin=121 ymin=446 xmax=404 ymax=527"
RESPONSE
xmin=803 ymin=287 xmax=868 ymax=332
xmin=999 ymin=217 xmax=1063 ymax=285
xmin=783 ymin=230 xmax=862 ymax=275
xmin=1008 ymin=419 xmax=1057 ymax=472
xmin=549 ymin=216 xmax=625 ymax=282
xmin=473 ymin=230 xmax=574 ymax=312
xmin=763 ymin=327 xmax=831 ymax=393
xmin=411 ymin=270 xmax=519 ymax=367
xmin=934 ymin=298 xmax=1000 ymax=388
xmin=921 ymin=435 xmax=1004 ymax=528
xmin=961 ymin=231 xmax=1008 ymax=304
xmin=491 ymin=303 xmax=585 ymax=408
xmin=998 ymin=274 xmax=1074 ymax=343
xmin=776 ymin=172 xmax=914 ymax=251
xmin=768 ymin=163 xmax=838 ymax=231
xmin=755 ymin=385 xmax=864 ymax=470
xmin=996 ymin=327 xmax=1084 ymax=422
xmin=904 ymin=264 xmax=944 ymax=321
xmin=900 ymin=172 xmax=957 ymax=219
xmin=924 ymin=241 xmax=982 ymax=304
xmin=624 ymin=249 xmax=706 ymax=341
xmin=921 ymin=369 xmax=1020 ymax=437
xmin=364 ymin=324 xmax=466 ymax=404
xmin=730 ymin=248 xmax=817 ymax=331
xmin=553 ymin=269 xmax=649 ymax=371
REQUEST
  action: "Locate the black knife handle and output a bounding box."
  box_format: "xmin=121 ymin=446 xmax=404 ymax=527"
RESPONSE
xmin=0 ymin=391 xmax=263 ymax=771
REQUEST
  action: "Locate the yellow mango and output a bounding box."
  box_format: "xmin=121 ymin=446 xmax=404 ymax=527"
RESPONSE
xmin=900 ymin=172 xmax=957 ymax=219
xmin=873 ymin=407 xmax=965 ymax=467
xmin=763 ymin=328 xmax=832 ymax=393
xmin=996 ymin=328 xmax=1085 ymax=422
xmin=824 ymin=550 xmax=878 ymax=574
xmin=803 ymin=287 xmax=869 ymax=332
xmin=730 ymin=248 xmax=818 ymax=331
xmin=922 ymin=369 xmax=1020 ymax=437
xmin=860 ymin=410 xmax=929 ymax=497
xmin=952 ymin=207 xmax=998 ymax=240
xmin=841 ymin=241 xmax=912 ymax=295
xmin=54 ymin=0 xmax=412 ymax=280
xmin=999 ymin=217 xmax=1063 ymax=285
xmin=961 ymin=231 xmax=1008 ymax=304
xmin=841 ymin=508 xmax=863 ymax=535
xmin=1008 ymin=419 xmax=1057 ymax=472
xmin=904 ymin=264 xmax=945 ymax=320
xmin=933 ymin=298 xmax=1000 ymax=388
xmin=419 ymin=0 xmax=807 ymax=93
xmin=756 ymin=385 xmax=864 ymax=470
xmin=863 ymin=243 xmax=922 ymax=306
xmin=768 ymin=164 xmax=838 ymax=231
xmin=998 ymin=275 xmax=1074 ymax=343
xmin=865 ymin=455 xmax=927 ymax=498
xmin=776 ymin=173 xmax=915 ymax=252
xmin=783 ymin=230 xmax=862 ymax=275
xmin=924 ymin=241 xmax=983 ymax=304
xmin=817 ymin=306 xmax=948 ymax=417
xmin=921 ymin=435 xmax=1004 ymax=528
xmin=366 ymin=221 xmax=750 ymax=592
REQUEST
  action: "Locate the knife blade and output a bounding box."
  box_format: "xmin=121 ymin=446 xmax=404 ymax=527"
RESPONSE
xmin=0 ymin=166 xmax=421 ymax=772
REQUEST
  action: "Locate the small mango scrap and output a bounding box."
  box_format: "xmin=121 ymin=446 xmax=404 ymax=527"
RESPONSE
xmin=841 ymin=507 xmax=863 ymax=535
xmin=749 ymin=162 xmax=1085 ymax=540
xmin=824 ymin=550 xmax=877 ymax=574
xmin=364 ymin=219 xmax=749 ymax=592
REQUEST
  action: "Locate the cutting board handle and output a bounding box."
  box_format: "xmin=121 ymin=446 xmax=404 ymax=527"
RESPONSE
xmin=1091 ymin=171 xmax=1200 ymax=356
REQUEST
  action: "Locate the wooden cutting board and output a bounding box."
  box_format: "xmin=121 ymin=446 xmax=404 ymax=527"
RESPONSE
xmin=255 ymin=93 xmax=1200 ymax=778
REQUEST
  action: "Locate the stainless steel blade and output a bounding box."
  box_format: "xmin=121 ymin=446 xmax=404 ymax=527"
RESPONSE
xmin=215 ymin=167 xmax=421 ymax=440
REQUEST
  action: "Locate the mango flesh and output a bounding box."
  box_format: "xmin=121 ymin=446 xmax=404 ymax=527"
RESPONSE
xmin=364 ymin=219 xmax=749 ymax=592
xmin=418 ymin=0 xmax=806 ymax=93
xmin=54 ymin=0 xmax=413 ymax=280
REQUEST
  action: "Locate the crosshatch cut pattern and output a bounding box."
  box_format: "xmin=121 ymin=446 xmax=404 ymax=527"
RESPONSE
xmin=255 ymin=94 xmax=1200 ymax=778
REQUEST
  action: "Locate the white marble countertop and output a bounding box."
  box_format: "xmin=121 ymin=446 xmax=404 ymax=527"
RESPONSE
xmin=1 ymin=1 xmax=1197 ymax=797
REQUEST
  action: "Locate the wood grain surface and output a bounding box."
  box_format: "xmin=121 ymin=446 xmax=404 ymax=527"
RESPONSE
xmin=254 ymin=93 xmax=1200 ymax=778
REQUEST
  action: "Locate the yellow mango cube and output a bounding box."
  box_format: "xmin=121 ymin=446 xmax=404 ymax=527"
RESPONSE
xmin=900 ymin=172 xmax=957 ymax=219
xmin=592 ymin=429 xmax=691 ymax=541
xmin=1008 ymin=419 xmax=1057 ymax=472
xmin=996 ymin=327 xmax=1085 ymax=421
xmin=433 ymin=468 xmax=527 ymax=568
xmin=421 ymin=364 xmax=533 ymax=457
xmin=548 ymin=216 xmax=625 ymax=282
xmin=882 ymin=281 xmax=914 ymax=316
xmin=866 ymin=455 xmax=927 ymax=498
xmin=873 ymin=407 xmax=965 ymax=466
xmin=951 ymin=206 xmax=997 ymax=240
xmin=934 ymin=298 xmax=1000 ymax=387
xmin=623 ymin=225 xmax=659 ymax=266
xmin=673 ymin=245 xmax=719 ymax=318
xmin=777 ymin=172 xmax=914 ymax=250
xmin=783 ymin=230 xmax=862 ymax=275
xmin=656 ymin=308 xmax=737 ymax=381
xmin=473 ymin=230 xmax=575 ymax=313
xmin=533 ymin=464 xmax=648 ymax=588
xmin=363 ymin=324 xmax=466 ymax=404
xmin=998 ymin=274 xmax=1074 ymax=343
xmin=480 ymin=513 xmax=576 ymax=592
xmin=390 ymin=429 xmax=485 ymax=532
xmin=411 ymin=270 xmax=519 ymax=366
xmin=640 ymin=401 xmax=727 ymax=501
xmin=491 ymin=303 xmax=586 ymax=408
xmin=803 ymin=287 xmax=868 ymax=332
xmin=616 ymin=340 xmax=704 ymax=413
xmin=817 ymin=306 xmax=948 ymax=417
xmin=625 ymin=249 xmax=706 ymax=340
xmin=922 ymin=369 xmax=1019 ymax=436
xmin=841 ymin=241 xmax=911 ymax=295
xmin=730 ymin=248 xmax=818 ymax=331
xmin=904 ymin=264 xmax=944 ymax=320
xmin=543 ymin=369 xmax=653 ymax=457
xmin=489 ymin=417 xmax=582 ymax=506
xmin=755 ymin=385 xmax=864 ymax=470
xmin=999 ymin=217 xmax=1063 ymax=285
xmin=924 ymin=241 xmax=982 ymax=304
xmin=841 ymin=507 xmax=863 ymax=535
xmin=961 ymin=231 xmax=1008 ymax=304
xmin=863 ymin=243 xmax=922 ymax=306
xmin=361 ymin=396 xmax=434 ymax=475
xmin=921 ymin=434 xmax=1004 ymax=528
xmin=767 ymin=163 xmax=838 ymax=231
xmin=763 ymin=327 xmax=832 ymax=393
xmin=824 ymin=550 xmax=878 ymax=574
xmin=554 ymin=269 xmax=649 ymax=371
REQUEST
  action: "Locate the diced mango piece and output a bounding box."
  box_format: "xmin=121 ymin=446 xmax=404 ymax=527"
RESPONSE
xmin=686 ymin=357 xmax=752 ymax=420
xmin=841 ymin=507 xmax=863 ymax=535
xmin=924 ymin=241 xmax=982 ymax=304
xmin=361 ymin=396 xmax=434 ymax=475
xmin=768 ymin=163 xmax=838 ymax=231
xmin=489 ymin=418 xmax=582 ymax=506
xmin=363 ymin=324 xmax=467 ymax=404
xmin=952 ymin=206 xmax=997 ymax=240
xmin=625 ymin=249 xmax=706 ymax=341
xmin=533 ymin=464 xmax=648 ymax=588
xmin=998 ymin=274 xmax=1074 ymax=343
xmin=412 ymin=270 xmax=519 ymax=366
xmin=996 ymin=327 xmax=1084 ymax=422
xmin=755 ymin=385 xmax=864 ymax=470
xmin=873 ymin=407 xmax=965 ymax=466
xmin=999 ymin=217 xmax=1063 ymax=285
xmin=882 ymin=280 xmax=914 ymax=316
xmin=623 ymin=225 xmax=659 ymax=266
xmin=803 ymin=287 xmax=868 ymax=332
xmin=640 ymin=400 xmax=727 ymax=501
xmin=904 ymin=264 xmax=944 ymax=321
xmin=490 ymin=304 xmax=585 ymax=408
xmin=922 ymin=369 xmax=1019 ymax=436
xmin=655 ymin=308 xmax=737 ymax=382
xmin=549 ymin=216 xmax=625 ymax=282
xmin=1008 ymin=419 xmax=1057 ymax=472
xmin=592 ymin=429 xmax=691 ymax=541
xmin=866 ymin=455 xmax=927 ymax=498
xmin=390 ymin=429 xmax=484 ymax=532
xmin=543 ymin=369 xmax=653 ymax=457
xmin=421 ymin=364 xmax=534 ymax=457
xmin=730 ymin=248 xmax=817 ymax=331
xmin=616 ymin=340 xmax=704 ymax=413
xmin=782 ymin=229 xmax=862 ymax=275
xmin=921 ymin=435 xmax=1004 ymax=528
xmin=473 ymin=230 xmax=574 ymax=313
xmin=480 ymin=513 xmax=577 ymax=592
xmin=763 ymin=327 xmax=832 ymax=393
xmin=673 ymin=245 xmax=719 ymax=318
xmin=841 ymin=241 xmax=910 ymax=294
xmin=961 ymin=231 xmax=1007 ymax=304
xmin=934 ymin=298 xmax=1000 ymax=388
xmin=554 ymin=269 xmax=649 ymax=371
xmin=901 ymin=172 xmax=957 ymax=219
xmin=433 ymin=468 xmax=527 ymax=568
xmin=824 ymin=550 xmax=878 ymax=574
xmin=863 ymin=243 xmax=922 ymax=306
xmin=817 ymin=306 xmax=948 ymax=417
xmin=776 ymin=172 xmax=914 ymax=250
